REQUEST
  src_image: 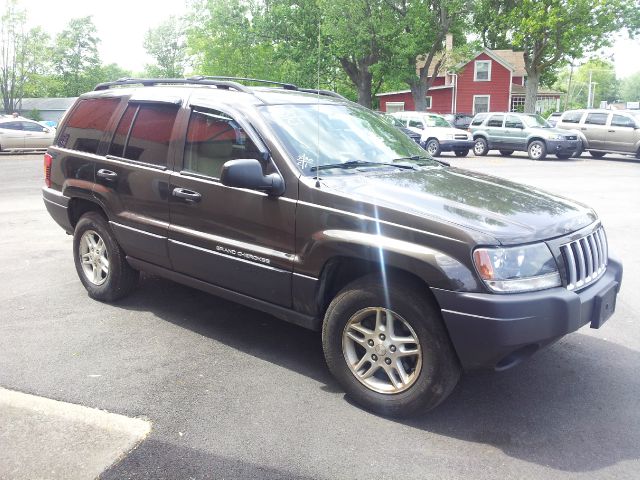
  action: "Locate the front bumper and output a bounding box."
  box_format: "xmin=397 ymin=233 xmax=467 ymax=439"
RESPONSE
xmin=547 ymin=139 xmax=580 ymax=155
xmin=439 ymin=139 xmax=474 ymax=152
xmin=431 ymin=256 xmax=623 ymax=371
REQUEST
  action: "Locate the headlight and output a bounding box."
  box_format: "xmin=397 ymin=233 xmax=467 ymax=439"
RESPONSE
xmin=546 ymin=133 xmax=564 ymax=140
xmin=473 ymin=243 xmax=561 ymax=293
xmin=444 ymin=133 xmax=454 ymax=140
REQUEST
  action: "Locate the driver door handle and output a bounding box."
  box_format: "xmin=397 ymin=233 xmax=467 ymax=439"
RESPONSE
xmin=172 ymin=187 xmax=202 ymax=203
xmin=97 ymin=169 xmax=118 ymax=180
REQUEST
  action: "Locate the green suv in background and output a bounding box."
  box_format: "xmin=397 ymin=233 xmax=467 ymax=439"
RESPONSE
xmin=470 ymin=112 xmax=581 ymax=160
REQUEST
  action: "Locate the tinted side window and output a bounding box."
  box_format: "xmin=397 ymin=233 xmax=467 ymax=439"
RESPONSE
xmin=611 ymin=115 xmax=635 ymax=128
xmin=471 ymin=114 xmax=487 ymax=126
xmin=108 ymin=105 xmax=137 ymax=157
xmin=0 ymin=121 xmax=22 ymax=130
xmin=408 ymin=119 xmax=424 ymax=129
xmin=487 ymin=115 xmax=504 ymax=127
xmin=183 ymin=109 xmax=262 ymax=178
xmin=505 ymin=115 xmax=523 ymax=128
xmin=22 ymin=121 xmax=44 ymax=132
xmin=561 ymin=111 xmax=583 ymax=124
xmin=123 ymin=104 xmax=179 ymax=166
xmin=57 ymin=98 xmax=120 ymax=153
xmin=585 ymin=113 xmax=608 ymax=125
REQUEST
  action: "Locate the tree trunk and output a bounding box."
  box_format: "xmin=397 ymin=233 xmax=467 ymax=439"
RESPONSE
xmin=339 ymin=57 xmax=374 ymax=109
xmin=524 ymin=70 xmax=540 ymax=113
xmin=410 ymin=80 xmax=428 ymax=111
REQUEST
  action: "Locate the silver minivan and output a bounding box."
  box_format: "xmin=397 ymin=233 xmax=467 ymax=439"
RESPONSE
xmin=556 ymin=109 xmax=640 ymax=159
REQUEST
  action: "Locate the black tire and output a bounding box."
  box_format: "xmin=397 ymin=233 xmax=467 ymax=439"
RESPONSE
xmin=322 ymin=273 xmax=461 ymax=417
xmin=556 ymin=153 xmax=572 ymax=159
xmin=499 ymin=150 xmax=514 ymax=156
xmin=425 ymin=138 xmax=442 ymax=157
xmin=573 ymin=143 xmax=583 ymax=158
xmin=73 ymin=212 xmax=139 ymax=302
xmin=528 ymin=140 xmax=547 ymax=160
xmin=473 ymin=137 xmax=489 ymax=156
xmin=589 ymin=151 xmax=606 ymax=158
xmin=453 ymin=149 xmax=469 ymax=157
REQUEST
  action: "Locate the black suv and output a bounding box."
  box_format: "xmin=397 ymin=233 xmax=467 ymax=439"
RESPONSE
xmin=43 ymin=77 xmax=623 ymax=416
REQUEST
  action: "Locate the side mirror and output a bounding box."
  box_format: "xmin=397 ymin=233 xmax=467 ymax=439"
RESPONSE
xmin=43 ymin=127 xmax=50 ymax=133
xmin=220 ymin=159 xmax=285 ymax=196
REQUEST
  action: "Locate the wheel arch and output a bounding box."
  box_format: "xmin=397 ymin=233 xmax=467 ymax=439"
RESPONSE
xmin=527 ymin=136 xmax=545 ymax=147
xmin=68 ymin=197 xmax=108 ymax=229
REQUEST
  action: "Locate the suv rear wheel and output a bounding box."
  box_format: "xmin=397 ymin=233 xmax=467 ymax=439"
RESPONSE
xmin=499 ymin=150 xmax=514 ymax=156
xmin=454 ymin=149 xmax=469 ymax=157
xmin=473 ymin=138 xmax=489 ymax=156
xmin=73 ymin=212 xmax=139 ymax=301
xmin=322 ymin=274 xmax=461 ymax=417
xmin=589 ymin=151 xmax=606 ymax=158
xmin=424 ymin=139 xmax=441 ymax=157
xmin=528 ymin=140 xmax=547 ymax=160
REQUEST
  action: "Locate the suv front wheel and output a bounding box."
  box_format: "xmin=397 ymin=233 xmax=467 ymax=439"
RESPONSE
xmin=322 ymin=274 xmax=461 ymax=417
xmin=528 ymin=140 xmax=547 ymax=160
xmin=424 ymin=139 xmax=441 ymax=157
xmin=473 ymin=137 xmax=489 ymax=156
xmin=73 ymin=212 xmax=139 ymax=302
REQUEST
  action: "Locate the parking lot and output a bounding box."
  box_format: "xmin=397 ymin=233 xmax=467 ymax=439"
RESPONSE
xmin=1 ymin=151 xmax=639 ymax=479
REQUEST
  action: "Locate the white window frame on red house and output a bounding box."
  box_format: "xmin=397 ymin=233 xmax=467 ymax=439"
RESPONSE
xmin=473 ymin=95 xmax=490 ymax=114
xmin=474 ymin=60 xmax=492 ymax=81
xmin=385 ymin=101 xmax=405 ymax=113
xmin=425 ymin=96 xmax=432 ymax=109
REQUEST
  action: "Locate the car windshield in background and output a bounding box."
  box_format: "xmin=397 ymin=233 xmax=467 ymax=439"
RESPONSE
xmin=523 ymin=114 xmax=551 ymax=128
xmin=424 ymin=115 xmax=452 ymax=128
xmin=260 ymin=104 xmax=438 ymax=175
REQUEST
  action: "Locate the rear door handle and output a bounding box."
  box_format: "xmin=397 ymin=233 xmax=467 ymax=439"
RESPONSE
xmin=608 ymin=130 xmax=615 ymax=132
xmin=97 ymin=169 xmax=118 ymax=180
xmin=580 ymin=128 xmax=587 ymax=130
xmin=172 ymin=187 xmax=202 ymax=203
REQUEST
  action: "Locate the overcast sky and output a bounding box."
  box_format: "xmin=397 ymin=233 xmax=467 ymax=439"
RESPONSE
xmin=11 ymin=0 xmax=640 ymax=78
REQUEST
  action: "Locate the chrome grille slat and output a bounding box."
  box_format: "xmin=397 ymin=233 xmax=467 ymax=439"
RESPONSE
xmin=560 ymin=226 xmax=608 ymax=291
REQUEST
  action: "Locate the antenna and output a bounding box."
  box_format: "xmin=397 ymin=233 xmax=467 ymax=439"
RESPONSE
xmin=315 ymin=15 xmax=321 ymax=188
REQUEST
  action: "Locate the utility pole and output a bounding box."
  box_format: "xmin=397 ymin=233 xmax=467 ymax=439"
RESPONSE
xmin=565 ymin=60 xmax=575 ymax=111
xmin=587 ymin=70 xmax=593 ymax=108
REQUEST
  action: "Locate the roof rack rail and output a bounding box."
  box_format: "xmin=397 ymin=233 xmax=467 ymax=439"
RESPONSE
xmin=188 ymin=76 xmax=299 ymax=91
xmin=94 ymin=77 xmax=252 ymax=92
xmin=298 ymin=88 xmax=349 ymax=101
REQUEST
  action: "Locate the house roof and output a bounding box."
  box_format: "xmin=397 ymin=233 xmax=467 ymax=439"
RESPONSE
xmin=376 ymin=84 xmax=453 ymax=97
xmin=17 ymin=97 xmax=77 ymax=111
xmin=493 ymin=50 xmax=527 ymax=77
xmin=416 ymin=48 xmax=525 ymax=78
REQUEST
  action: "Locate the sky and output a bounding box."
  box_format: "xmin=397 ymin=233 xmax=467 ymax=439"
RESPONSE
xmin=9 ymin=0 xmax=640 ymax=78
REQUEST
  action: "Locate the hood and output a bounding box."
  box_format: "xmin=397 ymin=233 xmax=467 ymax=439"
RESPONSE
xmin=320 ymin=166 xmax=596 ymax=245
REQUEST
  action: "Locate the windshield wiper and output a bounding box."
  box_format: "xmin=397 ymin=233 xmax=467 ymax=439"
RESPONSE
xmin=311 ymin=160 xmax=417 ymax=172
xmin=392 ymin=155 xmax=450 ymax=167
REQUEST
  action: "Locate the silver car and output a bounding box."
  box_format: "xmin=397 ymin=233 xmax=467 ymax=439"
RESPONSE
xmin=555 ymin=109 xmax=640 ymax=159
xmin=0 ymin=117 xmax=55 ymax=152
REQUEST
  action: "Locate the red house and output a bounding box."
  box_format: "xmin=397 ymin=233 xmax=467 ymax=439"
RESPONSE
xmin=377 ymin=48 xmax=562 ymax=115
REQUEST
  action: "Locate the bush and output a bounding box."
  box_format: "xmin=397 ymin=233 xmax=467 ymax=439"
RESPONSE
xmin=26 ymin=109 xmax=42 ymax=121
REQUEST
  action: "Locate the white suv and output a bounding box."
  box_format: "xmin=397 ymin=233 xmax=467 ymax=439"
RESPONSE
xmin=391 ymin=111 xmax=474 ymax=157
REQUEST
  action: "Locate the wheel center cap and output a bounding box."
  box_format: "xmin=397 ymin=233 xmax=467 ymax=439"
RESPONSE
xmin=374 ymin=344 xmax=387 ymax=356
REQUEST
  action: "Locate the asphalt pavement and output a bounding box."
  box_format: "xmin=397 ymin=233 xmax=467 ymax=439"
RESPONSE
xmin=0 ymin=151 xmax=639 ymax=479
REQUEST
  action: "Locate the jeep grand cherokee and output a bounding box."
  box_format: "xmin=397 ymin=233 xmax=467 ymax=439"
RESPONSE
xmin=42 ymin=77 xmax=623 ymax=416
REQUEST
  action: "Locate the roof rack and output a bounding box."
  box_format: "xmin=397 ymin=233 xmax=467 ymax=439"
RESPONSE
xmin=94 ymin=76 xmax=349 ymax=101
xmin=94 ymin=77 xmax=252 ymax=92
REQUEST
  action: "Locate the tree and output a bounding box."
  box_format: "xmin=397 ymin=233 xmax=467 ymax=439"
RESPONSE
xmin=620 ymin=71 xmax=640 ymax=101
xmin=0 ymin=0 xmax=27 ymax=112
xmin=555 ymin=58 xmax=619 ymax=108
xmin=475 ymin=0 xmax=640 ymax=112
xmin=388 ymin=0 xmax=470 ymax=111
xmin=52 ymin=16 xmax=101 ymax=96
xmin=144 ymin=16 xmax=188 ymax=78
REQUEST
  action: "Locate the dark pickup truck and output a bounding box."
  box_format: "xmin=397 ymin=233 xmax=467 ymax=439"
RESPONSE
xmin=43 ymin=77 xmax=623 ymax=416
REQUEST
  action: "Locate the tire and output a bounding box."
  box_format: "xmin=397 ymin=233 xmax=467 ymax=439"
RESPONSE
xmin=589 ymin=151 xmax=606 ymax=158
xmin=425 ymin=139 xmax=441 ymax=157
xmin=499 ymin=150 xmax=514 ymax=156
xmin=322 ymin=273 xmax=461 ymax=417
xmin=573 ymin=143 xmax=583 ymax=158
xmin=73 ymin=212 xmax=139 ymax=302
xmin=453 ymin=149 xmax=469 ymax=157
xmin=473 ymin=137 xmax=489 ymax=156
xmin=556 ymin=153 xmax=572 ymax=159
xmin=528 ymin=140 xmax=547 ymax=160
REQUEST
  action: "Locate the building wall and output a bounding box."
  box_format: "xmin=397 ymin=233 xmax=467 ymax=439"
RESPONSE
xmin=455 ymin=52 xmax=512 ymax=114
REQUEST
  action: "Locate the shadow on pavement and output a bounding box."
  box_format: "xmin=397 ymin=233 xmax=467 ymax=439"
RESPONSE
xmin=116 ymin=274 xmax=640 ymax=473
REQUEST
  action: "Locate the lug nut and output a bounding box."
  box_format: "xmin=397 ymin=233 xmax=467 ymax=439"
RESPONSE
xmin=371 ymin=354 xmax=378 ymax=361
xmin=390 ymin=345 xmax=396 ymax=352
xmin=368 ymin=340 xmax=374 ymax=347
xmin=379 ymin=334 xmax=386 ymax=341
xmin=385 ymin=358 xmax=392 ymax=365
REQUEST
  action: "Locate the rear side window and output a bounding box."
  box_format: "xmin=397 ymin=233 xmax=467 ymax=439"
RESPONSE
xmin=108 ymin=103 xmax=179 ymax=167
xmin=561 ymin=111 xmax=583 ymax=124
xmin=0 ymin=121 xmax=22 ymax=130
xmin=487 ymin=115 xmax=504 ymax=127
xmin=57 ymin=98 xmax=120 ymax=154
xmin=611 ymin=115 xmax=635 ymax=128
xmin=183 ymin=109 xmax=262 ymax=178
xmin=584 ymin=113 xmax=608 ymax=126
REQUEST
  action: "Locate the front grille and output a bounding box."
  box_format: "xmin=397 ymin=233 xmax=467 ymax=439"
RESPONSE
xmin=560 ymin=227 xmax=608 ymax=291
xmin=565 ymin=135 xmax=577 ymax=140
xmin=454 ymin=134 xmax=468 ymax=140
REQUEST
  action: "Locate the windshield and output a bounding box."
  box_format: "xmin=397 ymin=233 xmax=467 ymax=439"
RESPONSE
xmin=423 ymin=114 xmax=453 ymax=128
xmin=260 ymin=104 xmax=438 ymax=175
xmin=523 ymin=114 xmax=551 ymax=128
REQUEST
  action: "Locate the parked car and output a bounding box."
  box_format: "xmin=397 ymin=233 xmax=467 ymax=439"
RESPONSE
xmin=382 ymin=114 xmax=422 ymax=144
xmin=43 ymin=77 xmax=622 ymax=416
xmin=546 ymin=112 xmax=563 ymax=127
xmin=443 ymin=113 xmax=474 ymax=130
xmin=391 ymin=111 xmax=474 ymax=156
xmin=470 ymin=112 xmax=581 ymax=160
xmin=0 ymin=117 xmax=55 ymax=151
xmin=555 ymin=109 xmax=640 ymax=159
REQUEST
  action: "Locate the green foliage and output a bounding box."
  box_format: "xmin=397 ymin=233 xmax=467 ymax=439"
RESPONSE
xmin=554 ymin=58 xmax=619 ymax=109
xmin=26 ymin=108 xmax=41 ymax=121
xmin=144 ymin=16 xmax=188 ymax=78
xmin=620 ymin=72 xmax=640 ymax=101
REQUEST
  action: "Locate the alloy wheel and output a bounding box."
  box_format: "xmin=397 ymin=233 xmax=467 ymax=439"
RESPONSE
xmin=79 ymin=230 xmax=109 ymax=286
